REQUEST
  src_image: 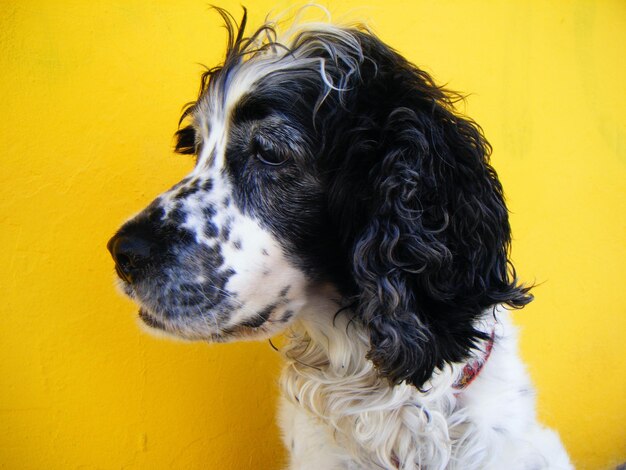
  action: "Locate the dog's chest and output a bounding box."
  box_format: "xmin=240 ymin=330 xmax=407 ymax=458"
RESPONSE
xmin=279 ymin=397 xmax=362 ymax=470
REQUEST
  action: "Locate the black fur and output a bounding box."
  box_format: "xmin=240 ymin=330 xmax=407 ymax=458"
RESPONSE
xmin=175 ymin=9 xmax=532 ymax=388
xmin=315 ymin=32 xmax=534 ymax=387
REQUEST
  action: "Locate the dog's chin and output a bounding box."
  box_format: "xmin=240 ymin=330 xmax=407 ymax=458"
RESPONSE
xmin=136 ymin=307 xmax=290 ymax=344
xmin=135 ymin=307 xmax=221 ymax=342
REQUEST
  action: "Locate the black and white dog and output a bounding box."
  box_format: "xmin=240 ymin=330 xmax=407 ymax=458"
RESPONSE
xmin=108 ymin=9 xmax=572 ymax=469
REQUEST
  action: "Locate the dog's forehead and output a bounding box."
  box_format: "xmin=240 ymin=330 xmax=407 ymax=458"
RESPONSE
xmin=191 ymin=60 xmax=270 ymax=170
xmin=190 ymin=52 xmax=316 ymax=171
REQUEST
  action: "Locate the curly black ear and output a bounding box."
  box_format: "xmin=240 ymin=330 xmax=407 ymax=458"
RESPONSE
xmin=324 ymin=31 xmax=532 ymax=388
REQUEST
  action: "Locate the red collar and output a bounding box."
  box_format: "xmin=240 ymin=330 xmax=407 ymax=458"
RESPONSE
xmin=453 ymin=330 xmax=495 ymax=391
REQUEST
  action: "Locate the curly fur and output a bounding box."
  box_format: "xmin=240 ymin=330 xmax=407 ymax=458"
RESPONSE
xmin=108 ymin=7 xmax=571 ymax=469
xmin=279 ymin=300 xmax=571 ymax=469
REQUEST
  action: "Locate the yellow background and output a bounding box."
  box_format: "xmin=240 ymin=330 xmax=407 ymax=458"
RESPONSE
xmin=1 ymin=1 xmax=624 ymax=468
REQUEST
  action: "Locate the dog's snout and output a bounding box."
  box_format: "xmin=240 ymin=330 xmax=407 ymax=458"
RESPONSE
xmin=107 ymin=233 xmax=152 ymax=283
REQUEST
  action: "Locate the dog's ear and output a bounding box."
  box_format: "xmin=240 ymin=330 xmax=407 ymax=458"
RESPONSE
xmin=325 ymin=31 xmax=532 ymax=388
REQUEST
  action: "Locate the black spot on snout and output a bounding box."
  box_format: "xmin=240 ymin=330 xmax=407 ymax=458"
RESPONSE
xmin=202 ymin=178 xmax=214 ymax=192
xmin=202 ymin=206 xmax=219 ymax=238
xmin=203 ymin=206 xmax=217 ymax=219
xmin=220 ymin=217 xmax=233 ymax=242
xmin=173 ymin=244 xmax=235 ymax=310
xmin=205 ymin=222 xmax=219 ymax=238
xmin=174 ymin=184 xmax=200 ymax=200
xmin=168 ymin=205 xmax=186 ymax=225
xmin=176 ymin=283 xmax=205 ymax=307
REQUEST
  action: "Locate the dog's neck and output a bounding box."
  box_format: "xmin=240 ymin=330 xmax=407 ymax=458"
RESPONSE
xmin=283 ymin=286 xmax=374 ymax=383
xmin=279 ymin=285 xmax=459 ymax=468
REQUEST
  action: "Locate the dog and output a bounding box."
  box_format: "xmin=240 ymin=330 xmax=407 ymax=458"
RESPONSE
xmin=108 ymin=8 xmax=572 ymax=469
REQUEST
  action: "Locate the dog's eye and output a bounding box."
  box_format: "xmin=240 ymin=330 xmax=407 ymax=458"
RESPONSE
xmin=253 ymin=137 xmax=288 ymax=166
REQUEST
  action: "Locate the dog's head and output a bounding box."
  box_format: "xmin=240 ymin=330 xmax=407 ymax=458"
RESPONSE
xmin=108 ymin=9 xmax=531 ymax=387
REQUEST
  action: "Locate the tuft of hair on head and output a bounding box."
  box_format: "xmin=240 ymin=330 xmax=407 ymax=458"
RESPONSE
xmin=173 ymin=6 xmax=250 ymax=156
xmin=172 ymin=5 xmax=372 ymax=156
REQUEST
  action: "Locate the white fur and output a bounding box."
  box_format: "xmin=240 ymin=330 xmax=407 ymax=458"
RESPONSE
xmin=278 ymin=291 xmax=572 ymax=469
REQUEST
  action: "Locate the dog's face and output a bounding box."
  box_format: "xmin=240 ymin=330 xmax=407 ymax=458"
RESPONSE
xmin=108 ymin=158 xmax=312 ymax=343
xmin=109 ymin=96 xmax=318 ymax=341
xmin=109 ymin=11 xmax=532 ymax=387
xmin=108 ymin=31 xmax=343 ymax=342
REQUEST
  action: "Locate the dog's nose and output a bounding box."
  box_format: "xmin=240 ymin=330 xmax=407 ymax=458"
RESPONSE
xmin=107 ymin=233 xmax=152 ymax=283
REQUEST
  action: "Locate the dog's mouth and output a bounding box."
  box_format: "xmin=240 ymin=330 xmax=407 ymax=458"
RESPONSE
xmin=115 ymin=269 xmax=236 ymax=341
xmin=115 ymin=266 xmax=233 ymax=339
xmin=134 ymin=295 xmax=298 ymax=343
xmin=136 ymin=305 xmax=228 ymax=342
xmin=109 ymin=237 xmax=306 ymax=342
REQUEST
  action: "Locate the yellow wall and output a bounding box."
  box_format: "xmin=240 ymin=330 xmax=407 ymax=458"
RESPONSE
xmin=1 ymin=1 xmax=624 ymax=468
